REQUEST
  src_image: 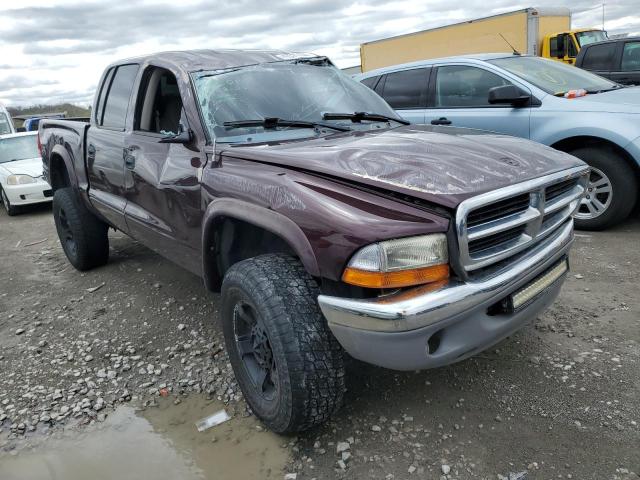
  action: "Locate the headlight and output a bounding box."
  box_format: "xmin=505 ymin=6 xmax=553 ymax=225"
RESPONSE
xmin=6 ymin=174 xmax=37 ymax=185
xmin=342 ymin=234 xmax=449 ymax=288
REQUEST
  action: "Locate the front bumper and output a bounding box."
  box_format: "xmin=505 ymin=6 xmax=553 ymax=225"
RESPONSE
xmin=3 ymin=181 xmax=53 ymax=206
xmin=318 ymin=219 xmax=574 ymax=371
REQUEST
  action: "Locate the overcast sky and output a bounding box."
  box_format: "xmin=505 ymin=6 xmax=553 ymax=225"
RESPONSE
xmin=0 ymin=0 xmax=638 ymax=107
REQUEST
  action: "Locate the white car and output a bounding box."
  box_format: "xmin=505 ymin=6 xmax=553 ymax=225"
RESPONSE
xmin=0 ymin=132 xmax=52 ymax=216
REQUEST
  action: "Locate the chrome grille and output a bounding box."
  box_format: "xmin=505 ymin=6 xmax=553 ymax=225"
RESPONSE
xmin=456 ymin=166 xmax=589 ymax=272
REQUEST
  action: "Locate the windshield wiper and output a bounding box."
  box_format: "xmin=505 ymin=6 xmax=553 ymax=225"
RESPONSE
xmin=554 ymin=84 xmax=625 ymax=97
xmin=585 ymin=85 xmax=625 ymax=94
xmin=322 ymin=111 xmax=410 ymax=125
xmin=223 ymin=117 xmax=351 ymax=132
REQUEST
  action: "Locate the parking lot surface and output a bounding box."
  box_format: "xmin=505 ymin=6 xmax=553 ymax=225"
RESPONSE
xmin=0 ymin=204 xmax=638 ymax=479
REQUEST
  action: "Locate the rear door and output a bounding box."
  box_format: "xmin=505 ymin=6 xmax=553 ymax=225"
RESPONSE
xmin=86 ymin=63 xmax=139 ymax=229
xmin=425 ymin=64 xmax=531 ymax=138
xmin=374 ymin=68 xmax=430 ymax=124
xmin=610 ymin=40 xmax=640 ymax=86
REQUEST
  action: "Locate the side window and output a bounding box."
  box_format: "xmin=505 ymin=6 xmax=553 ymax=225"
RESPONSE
xmin=621 ymin=42 xmax=640 ymax=71
xmin=550 ymin=37 xmax=559 ymax=58
xmin=581 ymin=43 xmax=616 ymax=70
xmin=102 ymin=64 xmax=139 ymax=130
xmin=95 ymin=67 xmax=114 ymax=125
xmin=134 ymin=67 xmax=184 ymax=135
xmin=380 ymin=68 xmax=428 ymax=109
xmin=435 ymin=65 xmax=511 ymax=108
xmin=360 ymin=75 xmax=379 ymax=90
xmin=373 ymin=75 xmax=385 ymax=95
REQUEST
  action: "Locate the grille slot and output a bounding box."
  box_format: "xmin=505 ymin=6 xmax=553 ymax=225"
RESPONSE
xmin=467 ymin=193 xmax=530 ymax=228
xmin=456 ymin=168 xmax=588 ymax=272
xmin=545 ymin=178 xmax=577 ymax=203
xmin=469 ymin=225 xmax=526 ymax=255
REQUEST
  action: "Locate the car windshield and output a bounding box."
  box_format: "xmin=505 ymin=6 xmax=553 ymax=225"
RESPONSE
xmin=0 ymin=135 xmax=39 ymax=163
xmin=0 ymin=113 xmax=12 ymax=135
xmin=575 ymin=31 xmax=608 ymax=47
xmin=192 ymin=62 xmax=400 ymax=143
xmin=489 ymin=56 xmax=618 ymax=95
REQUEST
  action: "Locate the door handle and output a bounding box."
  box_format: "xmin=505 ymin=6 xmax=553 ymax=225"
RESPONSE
xmin=431 ymin=117 xmax=452 ymax=126
xmin=123 ymin=146 xmax=138 ymax=170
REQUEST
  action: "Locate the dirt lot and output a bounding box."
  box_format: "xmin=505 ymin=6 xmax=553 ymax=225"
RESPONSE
xmin=0 ymin=203 xmax=638 ymax=480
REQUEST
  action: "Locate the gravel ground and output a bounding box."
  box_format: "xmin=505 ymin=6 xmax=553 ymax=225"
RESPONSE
xmin=0 ymin=203 xmax=638 ymax=480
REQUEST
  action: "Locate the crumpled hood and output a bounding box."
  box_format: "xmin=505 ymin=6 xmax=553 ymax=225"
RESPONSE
xmin=223 ymin=125 xmax=585 ymax=209
xmin=0 ymin=157 xmax=43 ymax=177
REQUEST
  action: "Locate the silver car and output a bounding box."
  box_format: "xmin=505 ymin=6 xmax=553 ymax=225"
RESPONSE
xmin=356 ymin=54 xmax=640 ymax=230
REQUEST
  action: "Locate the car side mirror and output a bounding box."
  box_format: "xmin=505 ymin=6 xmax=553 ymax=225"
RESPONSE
xmin=488 ymin=85 xmax=531 ymax=107
xmin=159 ymin=123 xmax=192 ymax=144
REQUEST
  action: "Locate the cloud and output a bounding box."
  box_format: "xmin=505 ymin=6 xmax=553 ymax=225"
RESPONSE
xmin=0 ymin=0 xmax=638 ymax=106
xmin=0 ymin=75 xmax=58 ymax=91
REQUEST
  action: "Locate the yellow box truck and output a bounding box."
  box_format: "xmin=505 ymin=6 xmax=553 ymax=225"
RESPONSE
xmin=360 ymin=7 xmax=607 ymax=72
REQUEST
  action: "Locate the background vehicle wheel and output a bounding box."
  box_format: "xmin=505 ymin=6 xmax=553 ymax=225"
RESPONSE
xmin=52 ymin=187 xmax=109 ymax=270
xmin=1 ymin=187 xmax=19 ymax=216
xmin=221 ymin=254 xmax=345 ymax=433
xmin=570 ymin=147 xmax=637 ymax=231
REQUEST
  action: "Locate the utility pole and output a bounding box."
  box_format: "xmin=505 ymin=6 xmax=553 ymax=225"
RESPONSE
xmin=602 ymin=2 xmax=605 ymax=30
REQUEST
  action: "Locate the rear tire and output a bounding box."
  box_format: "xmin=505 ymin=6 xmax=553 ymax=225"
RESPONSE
xmin=1 ymin=187 xmax=19 ymax=216
xmin=52 ymin=187 xmax=109 ymax=270
xmin=570 ymin=147 xmax=637 ymax=231
xmin=221 ymin=254 xmax=345 ymax=433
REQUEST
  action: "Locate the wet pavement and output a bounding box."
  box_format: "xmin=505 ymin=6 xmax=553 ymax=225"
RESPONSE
xmin=0 ymin=396 xmax=288 ymax=480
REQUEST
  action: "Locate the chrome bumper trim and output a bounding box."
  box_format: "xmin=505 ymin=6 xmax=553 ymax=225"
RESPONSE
xmin=318 ymin=219 xmax=574 ymax=333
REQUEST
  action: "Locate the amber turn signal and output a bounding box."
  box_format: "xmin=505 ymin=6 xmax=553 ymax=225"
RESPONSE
xmin=342 ymin=264 xmax=450 ymax=289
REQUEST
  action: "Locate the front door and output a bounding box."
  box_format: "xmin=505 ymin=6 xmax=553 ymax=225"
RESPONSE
xmin=123 ymin=66 xmax=203 ymax=275
xmin=425 ymin=64 xmax=531 ymax=139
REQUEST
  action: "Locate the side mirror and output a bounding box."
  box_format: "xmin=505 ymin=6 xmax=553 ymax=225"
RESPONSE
xmin=556 ymin=35 xmax=566 ymax=59
xmin=159 ymin=123 xmax=192 ymax=144
xmin=488 ymin=85 xmax=531 ymax=107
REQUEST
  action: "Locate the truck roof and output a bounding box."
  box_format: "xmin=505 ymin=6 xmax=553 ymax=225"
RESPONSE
xmin=361 ymin=7 xmax=571 ymax=46
xmin=109 ymin=49 xmax=322 ymax=72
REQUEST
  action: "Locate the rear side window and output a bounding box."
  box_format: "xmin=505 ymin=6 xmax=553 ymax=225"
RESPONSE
xmin=621 ymin=42 xmax=640 ymax=71
xmin=102 ymin=64 xmax=139 ymax=129
xmin=95 ymin=67 xmax=114 ymax=125
xmin=581 ymin=43 xmax=616 ymax=70
xmin=360 ymin=75 xmax=380 ymax=90
xmin=380 ymin=68 xmax=428 ymax=109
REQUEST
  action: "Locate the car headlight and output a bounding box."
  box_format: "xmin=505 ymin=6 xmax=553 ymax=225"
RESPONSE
xmin=342 ymin=233 xmax=449 ymax=288
xmin=6 ymin=174 xmax=37 ymax=185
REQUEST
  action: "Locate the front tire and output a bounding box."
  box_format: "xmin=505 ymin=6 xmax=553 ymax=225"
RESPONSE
xmin=52 ymin=187 xmax=109 ymax=270
xmin=221 ymin=254 xmax=345 ymax=433
xmin=1 ymin=187 xmax=19 ymax=216
xmin=570 ymin=147 xmax=637 ymax=230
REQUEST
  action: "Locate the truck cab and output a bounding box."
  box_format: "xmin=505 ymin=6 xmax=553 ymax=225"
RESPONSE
xmin=542 ymin=29 xmax=608 ymax=65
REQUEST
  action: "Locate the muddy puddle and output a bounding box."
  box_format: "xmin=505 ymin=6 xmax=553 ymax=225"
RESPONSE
xmin=0 ymin=396 xmax=289 ymax=480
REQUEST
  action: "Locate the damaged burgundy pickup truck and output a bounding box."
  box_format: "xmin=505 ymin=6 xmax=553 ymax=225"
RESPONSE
xmin=39 ymin=50 xmax=589 ymax=433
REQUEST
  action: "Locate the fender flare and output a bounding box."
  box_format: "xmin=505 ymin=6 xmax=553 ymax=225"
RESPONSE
xmin=49 ymin=144 xmax=79 ymax=190
xmin=201 ymin=198 xmax=320 ymax=291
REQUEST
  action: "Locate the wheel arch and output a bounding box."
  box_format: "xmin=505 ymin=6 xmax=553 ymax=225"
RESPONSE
xmin=201 ymin=198 xmax=320 ymax=292
xmin=550 ymin=135 xmax=640 ymax=180
xmin=48 ymin=146 xmax=77 ymax=191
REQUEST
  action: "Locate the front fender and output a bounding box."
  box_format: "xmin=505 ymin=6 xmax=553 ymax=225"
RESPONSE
xmin=201 ymin=198 xmax=320 ymax=291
